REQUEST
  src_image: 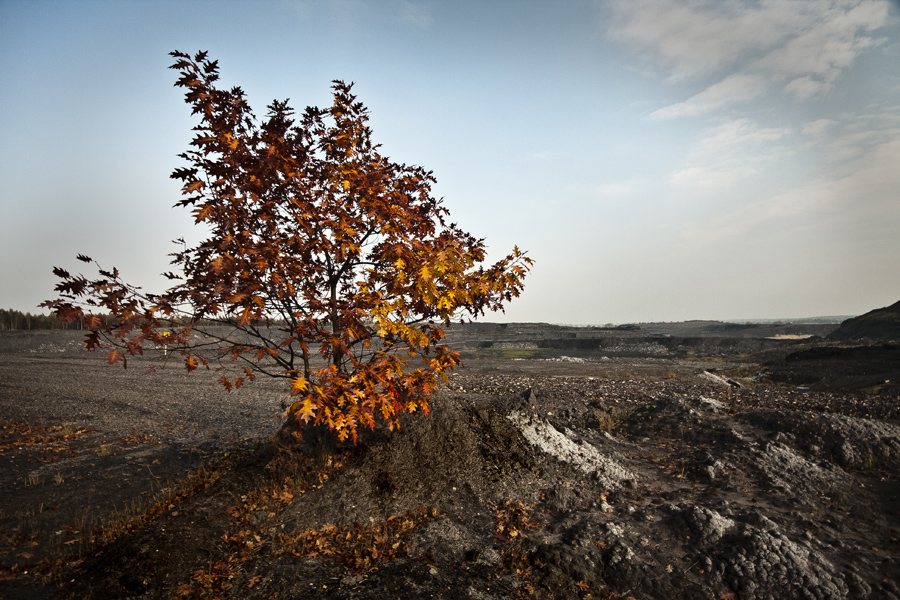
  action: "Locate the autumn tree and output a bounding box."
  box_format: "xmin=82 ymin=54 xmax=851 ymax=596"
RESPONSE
xmin=44 ymin=50 xmax=532 ymax=442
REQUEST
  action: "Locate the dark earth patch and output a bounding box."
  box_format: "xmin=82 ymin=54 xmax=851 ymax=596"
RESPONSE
xmin=753 ymin=343 xmax=900 ymax=393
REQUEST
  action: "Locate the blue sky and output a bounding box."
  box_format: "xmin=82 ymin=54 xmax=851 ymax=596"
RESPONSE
xmin=1 ymin=0 xmax=898 ymax=323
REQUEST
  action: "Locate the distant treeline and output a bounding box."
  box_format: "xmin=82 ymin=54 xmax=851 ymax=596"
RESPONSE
xmin=0 ymin=308 xmax=114 ymax=331
xmin=1 ymin=308 xmax=289 ymax=331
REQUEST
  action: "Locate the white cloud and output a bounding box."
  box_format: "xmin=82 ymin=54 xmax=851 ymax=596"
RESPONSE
xmin=701 ymin=118 xmax=792 ymax=147
xmin=669 ymin=118 xmax=794 ymax=189
xmin=609 ymin=0 xmax=893 ymax=117
xmin=784 ymin=75 xmax=828 ymax=99
xmin=607 ymin=0 xmax=787 ymax=81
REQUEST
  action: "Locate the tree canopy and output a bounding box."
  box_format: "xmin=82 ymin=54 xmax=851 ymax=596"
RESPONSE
xmin=44 ymin=50 xmax=532 ymax=442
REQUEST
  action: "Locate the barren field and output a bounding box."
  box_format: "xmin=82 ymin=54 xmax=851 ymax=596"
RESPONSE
xmin=1 ymin=328 xmax=899 ymax=599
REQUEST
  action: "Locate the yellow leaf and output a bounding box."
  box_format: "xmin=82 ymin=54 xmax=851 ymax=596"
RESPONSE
xmin=291 ymin=377 xmax=308 ymax=393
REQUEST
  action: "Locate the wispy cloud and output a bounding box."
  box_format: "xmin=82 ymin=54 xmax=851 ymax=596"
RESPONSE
xmin=669 ymin=164 xmax=759 ymax=189
xmin=824 ymin=110 xmax=900 ymax=162
xmin=800 ymin=119 xmax=837 ymax=136
xmin=670 ymin=118 xmax=794 ymax=189
xmin=396 ymin=0 xmax=434 ymax=28
xmin=679 ymin=122 xmax=900 ymax=245
xmin=590 ymin=181 xmax=635 ymax=197
xmin=609 ymin=0 xmax=893 ymax=117
xmin=649 ymin=73 xmax=768 ymax=119
xmin=286 ymin=0 xmax=434 ymax=30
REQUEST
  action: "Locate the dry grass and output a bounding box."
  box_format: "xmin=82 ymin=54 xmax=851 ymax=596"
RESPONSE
xmin=590 ymin=407 xmax=631 ymax=431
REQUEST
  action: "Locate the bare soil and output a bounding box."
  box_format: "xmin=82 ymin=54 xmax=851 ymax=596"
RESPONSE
xmin=1 ymin=329 xmax=899 ymax=599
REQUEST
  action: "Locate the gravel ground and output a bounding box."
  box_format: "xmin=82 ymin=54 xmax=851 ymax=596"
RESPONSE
xmin=2 ymin=331 xmax=899 ymax=599
xmin=0 ymin=347 xmax=286 ymax=597
xmin=0 ymin=354 xmax=285 ymax=445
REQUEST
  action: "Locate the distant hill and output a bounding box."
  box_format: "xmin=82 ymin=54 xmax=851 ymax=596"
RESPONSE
xmin=828 ymin=300 xmax=900 ymax=341
xmin=729 ymin=316 xmax=853 ymax=325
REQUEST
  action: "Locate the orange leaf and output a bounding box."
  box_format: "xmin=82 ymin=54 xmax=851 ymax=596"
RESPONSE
xmin=184 ymin=180 xmax=205 ymax=194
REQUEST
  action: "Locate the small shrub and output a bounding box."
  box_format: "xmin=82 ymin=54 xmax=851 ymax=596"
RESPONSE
xmin=593 ymin=409 xmax=622 ymax=431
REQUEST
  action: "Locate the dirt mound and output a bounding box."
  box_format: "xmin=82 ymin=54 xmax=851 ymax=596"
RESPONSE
xmin=829 ymin=300 xmax=900 ymax=341
xmin=518 ymin=395 xmax=900 ymax=599
xmin=274 ymin=392 xmax=540 ymax=530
